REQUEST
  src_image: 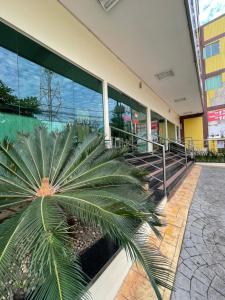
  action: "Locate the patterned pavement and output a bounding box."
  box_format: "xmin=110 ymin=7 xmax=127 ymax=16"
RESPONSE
xmin=115 ymin=165 xmax=202 ymax=300
xmin=171 ymin=166 xmax=225 ymax=300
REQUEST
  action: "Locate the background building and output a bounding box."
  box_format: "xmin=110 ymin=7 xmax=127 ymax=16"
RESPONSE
xmin=182 ymin=13 xmax=225 ymax=151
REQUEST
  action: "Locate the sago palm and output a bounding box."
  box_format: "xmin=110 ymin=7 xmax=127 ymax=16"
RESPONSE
xmin=0 ymin=125 xmax=172 ymax=300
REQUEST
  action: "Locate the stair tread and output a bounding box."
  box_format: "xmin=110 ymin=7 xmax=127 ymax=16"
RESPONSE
xmin=128 ymin=153 xmax=184 ymax=168
xmin=146 ymin=158 xmax=186 ymax=178
xmin=157 ymin=161 xmax=192 ymax=190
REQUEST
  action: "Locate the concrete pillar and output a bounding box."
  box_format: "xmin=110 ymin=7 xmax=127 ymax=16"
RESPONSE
xmin=178 ymin=125 xmax=181 ymax=141
xmin=175 ymin=124 xmax=178 ymax=141
xmin=165 ymin=119 xmax=168 ymax=150
xmin=102 ymin=80 xmax=111 ymax=148
xmin=146 ymin=107 xmax=153 ymax=152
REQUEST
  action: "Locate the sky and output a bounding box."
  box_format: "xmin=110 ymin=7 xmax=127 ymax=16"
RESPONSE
xmin=199 ymin=0 xmax=225 ymax=25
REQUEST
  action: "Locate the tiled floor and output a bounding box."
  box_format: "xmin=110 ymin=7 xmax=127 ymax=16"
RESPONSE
xmin=115 ymin=165 xmax=202 ymax=300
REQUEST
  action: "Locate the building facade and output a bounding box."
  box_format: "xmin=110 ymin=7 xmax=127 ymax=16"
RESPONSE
xmin=0 ymin=1 xmax=202 ymax=299
xmin=0 ymin=0 xmax=202 ymax=152
xmin=182 ymin=13 xmax=225 ymax=151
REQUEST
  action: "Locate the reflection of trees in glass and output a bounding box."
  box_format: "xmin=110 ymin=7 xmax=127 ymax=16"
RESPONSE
xmin=40 ymin=68 xmax=62 ymax=122
xmin=0 ymin=80 xmax=40 ymax=116
xmin=110 ymin=102 xmax=126 ymax=137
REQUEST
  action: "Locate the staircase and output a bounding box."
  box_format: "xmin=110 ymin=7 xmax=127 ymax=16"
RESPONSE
xmin=110 ymin=126 xmax=194 ymax=203
xmin=125 ymin=150 xmax=192 ymax=203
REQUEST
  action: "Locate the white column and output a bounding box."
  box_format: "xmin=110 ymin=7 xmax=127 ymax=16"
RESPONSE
xmin=165 ymin=119 xmax=168 ymax=150
xmin=102 ymin=80 xmax=111 ymax=148
xmin=175 ymin=125 xmax=178 ymax=142
xmin=146 ymin=107 xmax=153 ymax=152
xmin=178 ymin=125 xmax=181 ymax=140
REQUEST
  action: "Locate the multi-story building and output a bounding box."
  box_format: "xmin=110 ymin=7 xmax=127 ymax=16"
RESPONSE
xmin=0 ymin=1 xmax=202 ymax=299
xmin=182 ymin=13 xmax=225 ymax=151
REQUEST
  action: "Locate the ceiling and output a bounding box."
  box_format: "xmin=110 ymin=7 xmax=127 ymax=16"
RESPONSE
xmin=59 ymin=0 xmax=202 ymax=116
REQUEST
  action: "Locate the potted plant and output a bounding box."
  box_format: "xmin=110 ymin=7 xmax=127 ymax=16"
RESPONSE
xmin=0 ymin=124 xmax=171 ymax=299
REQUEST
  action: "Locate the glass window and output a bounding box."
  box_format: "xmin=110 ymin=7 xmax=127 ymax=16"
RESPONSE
xmin=205 ymin=75 xmax=222 ymax=91
xmin=203 ymin=42 xmax=219 ymax=59
xmin=108 ymin=86 xmax=147 ymax=152
xmin=0 ymin=21 xmax=103 ymax=141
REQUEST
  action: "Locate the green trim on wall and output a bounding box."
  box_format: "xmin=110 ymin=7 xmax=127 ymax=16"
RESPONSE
xmin=108 ymin=86 xmax=146 ymax=113
xmin=0 ymin=21 xmax=102 ymax=94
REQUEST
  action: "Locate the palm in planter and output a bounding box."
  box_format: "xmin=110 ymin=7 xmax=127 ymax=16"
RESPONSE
xmin=0 ymin=125 xmax=172 ymax=300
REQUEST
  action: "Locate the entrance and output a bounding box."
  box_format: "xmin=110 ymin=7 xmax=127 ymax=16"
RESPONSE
xmin=151 ymin=111 xmax=166 ymax=142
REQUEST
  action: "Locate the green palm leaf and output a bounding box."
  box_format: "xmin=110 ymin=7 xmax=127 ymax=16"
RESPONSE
xmin=0 ymin=124 xmax=172 ymax=300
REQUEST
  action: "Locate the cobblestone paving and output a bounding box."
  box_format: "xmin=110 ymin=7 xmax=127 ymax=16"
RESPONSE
xmin=171 ymin=166 xmax=225 ymax=300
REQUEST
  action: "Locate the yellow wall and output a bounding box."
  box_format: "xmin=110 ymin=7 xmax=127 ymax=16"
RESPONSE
xmin=205 ymin=37 xmax=225 ymax=74
xmin=208 ymin=140 xmax=217 ymax=152
xmin=159 ymin=122 xmax=166 ymax=138
xmin=183 ymin=117 xmax=204 ymax=149
xmin=206 ymin=90 xmax=215 ymax=107
xmin=0 ymin=0 xmax=179 ymax=127
xmin=203 ymin=15 xmax=225 ymax=41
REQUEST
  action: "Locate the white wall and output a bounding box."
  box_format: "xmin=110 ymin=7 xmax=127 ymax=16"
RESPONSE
xmin=0 ymin=0 xmax=179 ymax=126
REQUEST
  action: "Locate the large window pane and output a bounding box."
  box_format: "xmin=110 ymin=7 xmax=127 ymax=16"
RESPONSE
xmin=108 ymin=87 xmax=147 ymax=151
xmin=203 ymin=42 xmax=219 ymax=59
xmin=0 ymin=22 xmax=103 ymax=142
xmin=205 ymin=75 xmax=222 ymax=91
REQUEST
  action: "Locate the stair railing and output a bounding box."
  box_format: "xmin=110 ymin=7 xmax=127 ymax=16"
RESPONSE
xmin=157 ymin=135 xmax=188 ymax=168
xmin=109 ymin=126 xmax=167 ymax=196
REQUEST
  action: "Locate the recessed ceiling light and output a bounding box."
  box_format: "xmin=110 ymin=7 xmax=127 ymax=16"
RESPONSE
xmin=98 ymin=0 xmax=121 ymax=12
xmin=155 ymin=69 xmax=174 ymax=80
xmin=174 ymin=97 xmax=186 ymax=103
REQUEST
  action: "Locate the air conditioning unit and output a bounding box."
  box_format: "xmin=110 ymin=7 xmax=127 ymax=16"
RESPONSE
xmin=98 ymin=0 xmax=120 ymax=12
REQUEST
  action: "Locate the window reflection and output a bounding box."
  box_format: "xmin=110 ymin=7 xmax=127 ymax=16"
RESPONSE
xmin=109 ymin=87 xmax=147 ymax=151
xmin=0 ymin=43 xmax=103 ymax=141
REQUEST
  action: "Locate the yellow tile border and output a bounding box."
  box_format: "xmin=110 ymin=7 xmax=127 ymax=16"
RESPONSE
xmin=115 ymin=165 xmax=202 ymax=300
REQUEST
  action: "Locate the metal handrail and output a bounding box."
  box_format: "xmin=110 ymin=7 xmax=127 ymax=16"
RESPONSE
xmin=156 ymin=135 xmax=188 ymax=167
xmin=157 ymin=135 xmax=185 ymax=149
xmin=110 ymin=126 xmax=163 ymax=148
xmin=116 ymin=141 xmax=163 ymax=184
xmin=110 ymin=126 xmax=167 ymax=196
xmin=119 ymin=141 xmax=161 ymax=169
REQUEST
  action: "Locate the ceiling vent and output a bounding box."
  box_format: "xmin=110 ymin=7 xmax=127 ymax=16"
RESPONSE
xmin=155 ymin=69 xmax=174 ymax=80
xmin=98 ymin=0 xmax=120 ymax=11
xmin=174 ymin=97 xmax=186 ymax=103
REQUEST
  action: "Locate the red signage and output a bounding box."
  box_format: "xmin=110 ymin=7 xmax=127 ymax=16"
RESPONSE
xmin=208 ymin=109 xmax=225 ymax=122
xmin=151 ymin=120 xmax=159 ymax=130
xmin=123 ymin=114 xmax=131 ymax=121
xmin=132 ymin=119 xmax=139 ymax=125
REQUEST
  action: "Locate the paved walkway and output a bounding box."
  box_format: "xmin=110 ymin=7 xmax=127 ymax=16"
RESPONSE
xmin=115 ymin=165 xmax=202 ymax=300
xmin=171 ymin=166 xmax=225 ymax=300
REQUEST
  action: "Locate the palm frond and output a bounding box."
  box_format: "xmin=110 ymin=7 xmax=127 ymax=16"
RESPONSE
xmin=54 ymin=134 xmax=104 ymax=187
xmin=15 ymin=197 xmax=88 ymax=300
xmin=0 ymin=143 xmax=39 ymax=188
xmin=0 ymin=211 xmax=25 ymax=280
xmin=54 ymin=192 xmax=171 ymax=299
xmin=50 ymin=124 xmax=77 ymax=184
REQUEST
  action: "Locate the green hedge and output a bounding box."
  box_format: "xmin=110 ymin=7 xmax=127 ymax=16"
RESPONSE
xmin=195 ymin=150 xmax=225 ymax=163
